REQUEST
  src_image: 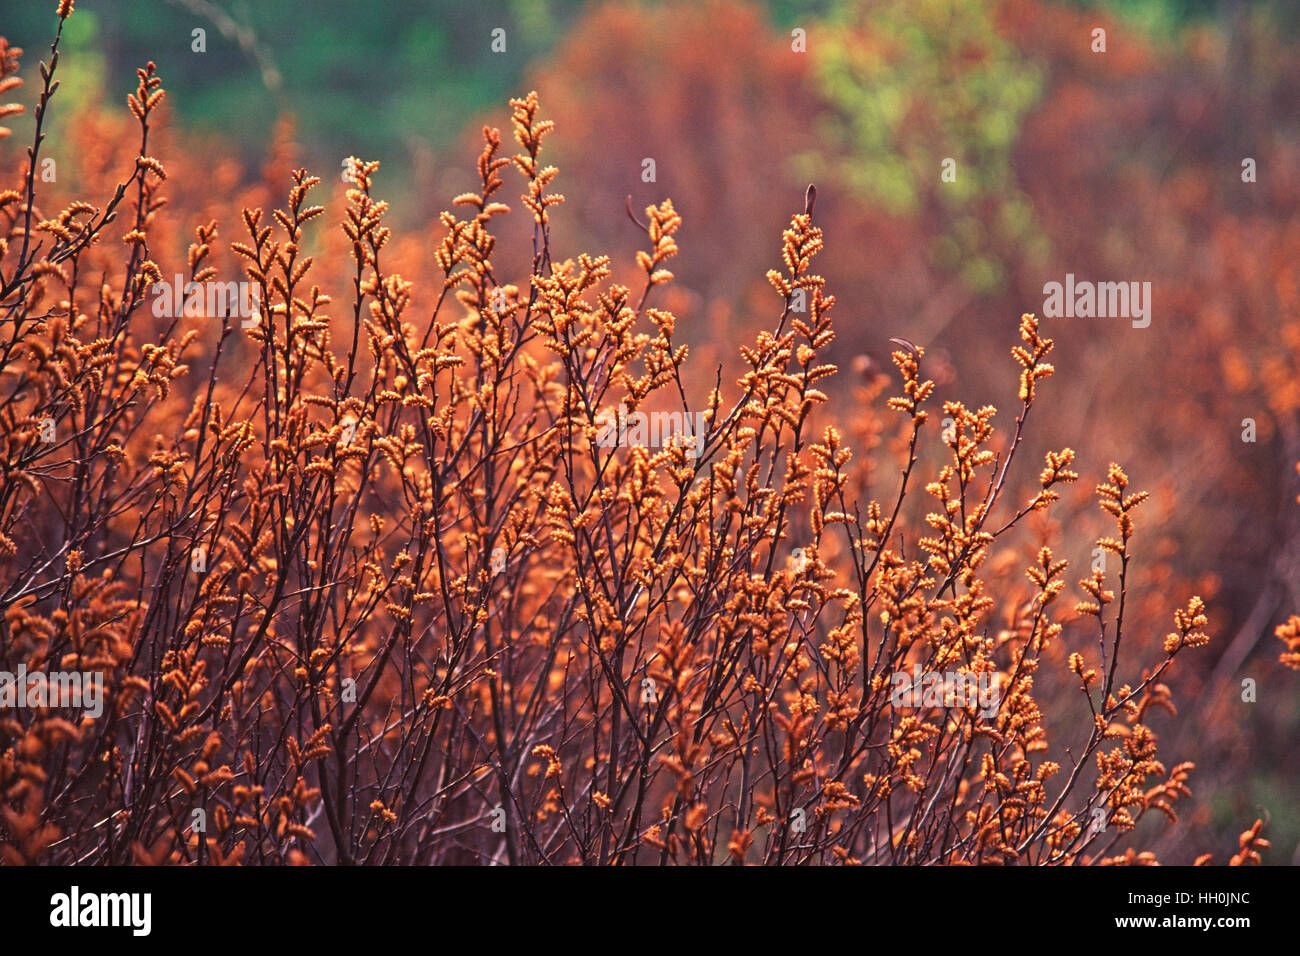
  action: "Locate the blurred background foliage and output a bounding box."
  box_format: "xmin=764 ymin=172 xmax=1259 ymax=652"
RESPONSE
xmin=812 ymin=0 xmax=1046 ymax=292
xmin=4 ymin=0 xmax=586 ymax=214
xmin=3 ymin=1 xmax=1293 ymax=201
xmin=4 ymin=0 xmax=1300 ymax=862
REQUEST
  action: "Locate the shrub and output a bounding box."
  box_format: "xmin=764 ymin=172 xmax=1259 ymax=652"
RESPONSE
xmin=0 ymin=4 xmax=1264 ymax=865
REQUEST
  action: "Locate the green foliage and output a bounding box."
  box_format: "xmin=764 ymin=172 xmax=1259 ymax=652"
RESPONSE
xmin=3 ymin=0 xmax=586 ymax=179
xmin=811 ymin=0 xmax=1044 ymax=292
xmin=1074 ymin=0 xmax=1300 ymax=39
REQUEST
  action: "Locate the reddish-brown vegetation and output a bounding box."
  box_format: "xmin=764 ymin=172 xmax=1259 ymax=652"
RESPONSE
xmin=0 ymin=2 xmax=1283 ymax=865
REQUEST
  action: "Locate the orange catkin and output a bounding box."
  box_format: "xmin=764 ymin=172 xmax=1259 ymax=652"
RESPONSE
xmin=0 ymin=4 xmax=1271 ymax=867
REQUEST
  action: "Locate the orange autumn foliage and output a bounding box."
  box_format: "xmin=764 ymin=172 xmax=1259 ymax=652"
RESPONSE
xmin=0 ymin=4 xmax=1270 ymax=865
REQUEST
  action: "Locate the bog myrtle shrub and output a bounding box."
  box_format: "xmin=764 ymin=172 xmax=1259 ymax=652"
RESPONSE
xmin=0 ymin=3 xmax=1275 ymax=865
